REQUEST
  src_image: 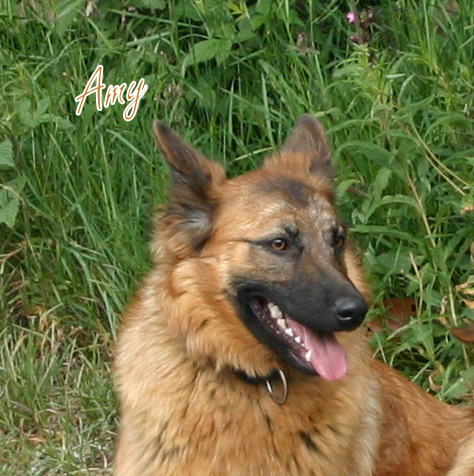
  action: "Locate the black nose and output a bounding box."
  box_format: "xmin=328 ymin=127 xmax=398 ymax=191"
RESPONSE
xmin=335 ymin=296 xmax=368 ymax=330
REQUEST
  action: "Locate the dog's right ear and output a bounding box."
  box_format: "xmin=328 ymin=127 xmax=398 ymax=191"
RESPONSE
xmin=153 ymin=121 xmax=226 ymax=251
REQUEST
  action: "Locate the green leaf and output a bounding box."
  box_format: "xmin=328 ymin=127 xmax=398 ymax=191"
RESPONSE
xmin=182 ymin=38 xmax=233 ymax=73
xmin=256 ymin=0 xmax=273 ymax=15
xmin=336 ymin=178 xmax=362 ymax=198
xmin=460 ymin=192 xmax=474 ymax=215
xmin=36 ymin=98 xmax=50 ymax=117
xmin=443 ymin=365 xmax=474 ymax=399
xmin=7 ymin=176 xmax=26 ymax=194
xmin=54 ymin=0 xmax=84 ymax=35
xmin=0 ymin=176 xmax=26 ymax=228
xmin=237 ymin=18 xmax=256 ymax=42
xmin=0 ymin=176 xmax=25 ymax=225
xmin=372 ymin=167 xmax=392 ymax=199
xmin=381 ymin=194 xmax=419 ymax=210
xmin=0 ymin=198 xmax=20 ymax=228
xmin=352 ymin=224 xmax=418 ymax=242
xmin=337 ymin=140 xmax=393 ymax=168
xmin=227 ymin=3 xmax=242 ymax=14
xmin=0 ymin=140 xmax=13 ymax=168
xmin=134 ymin=0 xmax=166 ymax=8
xmin=18 ymin=99 xmax=73 ymax=130
xmin=0 ymin=176 xmax=26 ymax=206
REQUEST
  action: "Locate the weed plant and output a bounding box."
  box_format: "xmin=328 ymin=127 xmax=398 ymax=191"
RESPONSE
xmin=0 ymin=0 xmax=473 ymax=473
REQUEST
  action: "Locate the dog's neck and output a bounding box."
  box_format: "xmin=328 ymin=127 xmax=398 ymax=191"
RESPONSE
xmin=234 ymin=368 xmax=288 ymax=404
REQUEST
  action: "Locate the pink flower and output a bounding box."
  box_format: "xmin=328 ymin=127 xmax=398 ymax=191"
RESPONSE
xmin=346 ymin=11 xmax=357 ymax=23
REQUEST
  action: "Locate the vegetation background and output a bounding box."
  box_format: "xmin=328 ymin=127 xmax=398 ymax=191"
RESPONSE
xmin=1 ymin=0 xmax=473 ymax=473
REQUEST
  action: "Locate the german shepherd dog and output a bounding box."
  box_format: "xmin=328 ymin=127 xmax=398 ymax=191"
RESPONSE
xmin=114 ymin=116 xmax=474 ymax=475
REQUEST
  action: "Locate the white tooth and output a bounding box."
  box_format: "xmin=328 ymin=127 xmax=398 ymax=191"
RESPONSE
xmin=305 ymin=350 xmax=313 ymax=362
xmin=277 ymin=319 xmax=287 ymax=329
xmin=295 ymin=336 xmax=302 ymax=345
xmin=268 ymin=302 xmax=283 ymax=319
xmin=284 ymin=328 xmax=294 ymax=337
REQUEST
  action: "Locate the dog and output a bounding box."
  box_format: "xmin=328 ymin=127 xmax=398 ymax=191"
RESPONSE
xmin=114 ymin=115 xmax=474 ymax=475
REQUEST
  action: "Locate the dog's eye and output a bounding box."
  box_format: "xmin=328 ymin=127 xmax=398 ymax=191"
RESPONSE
xmin=332 ymin=227 xmax=346 ymax=249
xmin=270 ymin=238 xmax=289 ymax=251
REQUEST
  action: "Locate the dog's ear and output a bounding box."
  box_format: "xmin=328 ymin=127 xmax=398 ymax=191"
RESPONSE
xmin=153 ymin=121 xmax=226 ymax=251
xmin=266 ymin=115 xmax=334 ymax=182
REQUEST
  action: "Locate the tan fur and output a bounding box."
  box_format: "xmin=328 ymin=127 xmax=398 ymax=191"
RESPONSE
xmin=114 ymin=117 xmax=473 ymax=475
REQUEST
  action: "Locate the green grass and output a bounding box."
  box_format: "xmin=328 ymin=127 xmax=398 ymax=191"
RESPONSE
xmin=1 ymin=0 xmax=473 ymax=472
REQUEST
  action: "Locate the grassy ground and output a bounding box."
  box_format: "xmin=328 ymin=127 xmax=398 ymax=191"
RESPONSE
xmin=1 ymin=0 xmax=473 ymax=473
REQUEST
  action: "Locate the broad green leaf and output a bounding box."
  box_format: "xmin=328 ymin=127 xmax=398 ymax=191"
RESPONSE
xmin=372 ymin=167 xmax=392 ymax=198
xmin=0 ymin=176 xmax=26 ymax=228
xmin=352 ymin=224 xmax=418 ymax=242
xmin=337 ymin=140 xmax=393 ymax=168
xmin=256 ymin=0 xmax=273 ymax=15
xmin=0 ymin=198 xmax=20 ymax=228
xmin=54 ymin=0 xmax=83 ymax=35
xmin=7 ymin=176 xmax=26 ymax=195
xmin=460 ymin=192 xmax=474 ymax=215
xmin=443 ymin=366 xmax=474 ymax=400
xmin=381 ymin=194 xmax=419 ymax=210
xmin=0 ymin=176 xmax=26 ymax=207
xmin=182 ymin=38 xmax=233 ymax=73
xmin=17 ymin=99 xmax=73 ymax=129
xmin=237 ymin=18 xmax=256 ymax=42
xmin=0 ymin=140 xmax=13 ymax=168
xmin=134 ymin=0 xmax=166 ymax=8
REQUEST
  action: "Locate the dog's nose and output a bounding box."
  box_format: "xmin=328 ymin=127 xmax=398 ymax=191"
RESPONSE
xmin=335 ymin=296 xmax=368 ymax=330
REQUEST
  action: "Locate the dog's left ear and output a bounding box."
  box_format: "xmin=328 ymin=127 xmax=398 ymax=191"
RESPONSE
xmin=266 ymin=115 xmax=334 ymax=182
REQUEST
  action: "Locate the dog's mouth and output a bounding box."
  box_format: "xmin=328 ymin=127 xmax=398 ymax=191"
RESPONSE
xmin=248 ymin=296 xmax=348 ymax=381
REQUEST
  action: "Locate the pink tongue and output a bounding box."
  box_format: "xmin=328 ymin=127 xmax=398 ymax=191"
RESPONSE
xmin=286 ymin=317 xmax=348 ymax=381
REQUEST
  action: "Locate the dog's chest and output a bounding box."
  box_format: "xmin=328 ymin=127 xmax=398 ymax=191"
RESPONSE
xmin=148 ymin=379 xmax=370 ymax=476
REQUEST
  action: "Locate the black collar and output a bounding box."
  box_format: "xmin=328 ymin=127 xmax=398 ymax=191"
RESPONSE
xmin=234 ymin=368 xmax=281 ymax=385
xmin=233 ymin=368 xmax=289 ymax=404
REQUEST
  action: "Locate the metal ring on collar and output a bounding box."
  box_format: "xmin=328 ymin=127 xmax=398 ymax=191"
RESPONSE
xmin=265 ymin=369 xmax=288 ymax=405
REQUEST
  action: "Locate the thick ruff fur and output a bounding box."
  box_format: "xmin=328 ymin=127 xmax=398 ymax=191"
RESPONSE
xmin=114 ymin=116 xmax=474 ymax=475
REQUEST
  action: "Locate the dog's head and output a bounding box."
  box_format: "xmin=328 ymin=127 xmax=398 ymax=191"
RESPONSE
xmin=152 ymin=116 xmax=369 ymax=381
